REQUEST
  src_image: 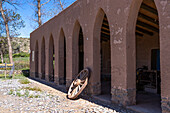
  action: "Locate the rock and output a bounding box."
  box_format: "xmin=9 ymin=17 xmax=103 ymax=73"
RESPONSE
xmin=29 ymin=100 xmax=32 ymax=103
xmin=38 ymin=102 xmax=43 ymax=106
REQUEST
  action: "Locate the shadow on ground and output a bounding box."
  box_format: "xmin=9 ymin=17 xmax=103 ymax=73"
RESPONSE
xmin=28 ymin=77 xmax=137 ymax=113
xmin=22 ymin=69 xmax=30 ymax=77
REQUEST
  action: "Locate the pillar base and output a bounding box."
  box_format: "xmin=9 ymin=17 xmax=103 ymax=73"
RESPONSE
xmin=111 ymin=87 xmax=136 ymax=106
xmin=41 ymin=73 xmax=45 ymax=80
xmin=30 ymin=72 xmax=40 ymax=78
xmin=54 ymin=77 xmax=59 ymax=85
xmin=86 ymin=82 xmax=101 ymax=95
xmin=49 ymin=74 xmax=54 ymax=82
xmin=30 ymin=72 xmax=35 ymax=78
xmin=39 ymin=73 xmax=42 ymax=79
xmin=66 ymin=79 xmax=72 ymax=89
xmin=45 ymin=74 xmax=49 ymax=82
xmin=162 ymin=97 xmax=170 ymax=113
xmin=59 ymin=77 xmax=65 ymax=85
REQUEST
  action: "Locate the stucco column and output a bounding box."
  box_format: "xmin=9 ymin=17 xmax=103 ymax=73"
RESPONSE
xmin=54 ymin=37 xmax=59 ymax=85
xmin=110 ymin=24 xmax=136 ymax=106
xmin=66 ymin=34 xmax=73 ymax=88
xmin=45 ymin=39 xmax=49 ymax=82
xmin=158 ymin=0 xmax=170 ymax=112
xmin=85 ymin=27 xmax=101 ymax=95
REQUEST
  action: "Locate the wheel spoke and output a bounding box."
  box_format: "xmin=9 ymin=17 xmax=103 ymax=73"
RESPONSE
xmin=74 ymin=86 xmax=79 ymax=95
xmin=67 ymin=68 xmax=89 ymax=99
xmin=78 ymin=85 xmax=81 ymax=90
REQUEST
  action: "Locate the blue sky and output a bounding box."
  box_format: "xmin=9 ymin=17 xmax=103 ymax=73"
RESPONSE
xmin=17 ymin=0 xmax=76 ymax=38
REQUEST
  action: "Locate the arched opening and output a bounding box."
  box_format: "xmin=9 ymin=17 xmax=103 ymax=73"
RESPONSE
xmin=59 ymin=29 xmax=66 ymax=85
xmin=100 ymin=14 xmax=111 ymax=98
xmin=129 ymin=0 xmax=161 ymax=112
xmin=49 ymin=35 xmax=55 ymax=82
xmin=78 ymin=27 xmax=84 ymax=72
xmin=93 ymin=9 xmax=111 ymax=101
xmin=41 ymin=37 xmax=45 ymax=80
xmin=72 ymin=21 xmax=84 ymax=78
xmin=35 ymin=41 xmax=39 ymax=78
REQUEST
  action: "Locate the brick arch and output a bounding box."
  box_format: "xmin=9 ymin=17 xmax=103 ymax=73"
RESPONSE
xmin=125 ymin=0 xmax=161 ymax=106
xmin=49 ymin=34 xmax=55 ymax=82
xmin=90 ymin=8 xmax=111 ymax=95
xmin=58 ymin=28 xmax=66 ymax=85
xmin=41 ymin=37 xmax=45 ymax=80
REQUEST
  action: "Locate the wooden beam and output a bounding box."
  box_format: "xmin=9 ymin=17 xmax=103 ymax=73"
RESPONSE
xmin=101 ymin=28 xmax=110 ymax=34
xmin=101 ymin=31 xmax=110 ymax=36
xmin=138 ymin=12 xmax=159 ymax=25
xmin=103 ymin=22 xmax=109 ymax=27
xmin=101 ymin=34 xmax=110 ymax=42
xmin=101 ymin=33 xmax=110 ymax=38
xmin=137 ymin=20 xmax=159 ymax=32
xmin=141 ymin=3 xmax=158 ymax=15
xmin=136 ymin=32 xmax=144 ymax=37
xmin=103 ymin=20 xmax=109 ymax=26
xmin=136 ymin=26 xmax=154 ymax=36
xmin=101 ymin=26 xmax=110 ymax=32
xmin=102 ymin=23 xmax=110 ymax=29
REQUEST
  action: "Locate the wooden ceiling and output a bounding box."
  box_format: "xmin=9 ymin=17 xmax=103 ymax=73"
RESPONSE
xmin=136 ymin=0 xmax=159 ymax=37
xmin=100 ymin=0 xmax=159 ymax=41
xmin=101 ymin=15 xmax=110 ymax=42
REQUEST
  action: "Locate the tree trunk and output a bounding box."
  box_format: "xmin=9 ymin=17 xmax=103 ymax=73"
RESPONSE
xmin=0 ymin=1 xmax=13 ymax=63
xmin=37 ymin=0 xmax=42 ymax=26
xmin=0 ymin=50 xmax=3 ymax=63
xmin=59 ymin=0 xmax=64 ymax=10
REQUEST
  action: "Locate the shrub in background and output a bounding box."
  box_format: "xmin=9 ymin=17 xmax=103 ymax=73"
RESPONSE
xmin=13 ymin=52 xmax=29 ymax=58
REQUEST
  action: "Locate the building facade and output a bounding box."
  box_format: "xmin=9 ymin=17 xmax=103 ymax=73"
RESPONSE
xmin=30 ymin=0 xmax=170 ymax=112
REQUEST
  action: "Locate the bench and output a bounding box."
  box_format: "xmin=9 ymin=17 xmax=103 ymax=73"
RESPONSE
xmin=0 ymin=63 xmax=15 ymax=78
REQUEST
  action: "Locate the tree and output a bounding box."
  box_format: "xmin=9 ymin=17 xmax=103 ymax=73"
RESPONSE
xmin=0 ymin=0 xmax=25 ymax=63
xmin=31 ymin=0 xmax=65 ymax=27
xmin=0 ymin=37 xmax=8 ymax=63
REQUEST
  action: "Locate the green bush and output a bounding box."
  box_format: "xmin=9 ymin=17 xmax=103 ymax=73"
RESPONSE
xmin=13 ymin=52 xmax=29 ymax=58
xmin=14 ymin=62 xmax=29 ymax=70
xmin=4 ymin=54 xmax=9 ymax=58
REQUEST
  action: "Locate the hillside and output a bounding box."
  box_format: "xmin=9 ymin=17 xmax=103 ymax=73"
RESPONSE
xmin=11 ymin=37 xmax=30 ymax=53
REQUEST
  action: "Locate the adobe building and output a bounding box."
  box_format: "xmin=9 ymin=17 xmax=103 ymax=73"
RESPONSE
xmin=30 ymin=0 xmax=170 ymax=112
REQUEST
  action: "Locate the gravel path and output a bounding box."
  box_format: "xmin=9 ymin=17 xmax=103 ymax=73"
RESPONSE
xmin=0 ymin=79 xmax=136 ymax=113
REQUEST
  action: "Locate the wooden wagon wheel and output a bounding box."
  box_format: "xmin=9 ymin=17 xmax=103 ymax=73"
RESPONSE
xmin=67 ymin=68 xmax=89 ymax=99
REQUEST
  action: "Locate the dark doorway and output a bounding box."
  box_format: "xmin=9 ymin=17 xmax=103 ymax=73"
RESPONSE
xmin=49 ymin=36 xmax=55 ymax=82
xmin=35 ymin=41 xmax=39 ymax=78
xmin=133 ymin=0 xmax=161 ymax=112
xmin=79 ymin=27 xmax=84 ymax=72
xmin=64 ymin=37 xmax=66 ymax=85
xmin=100 ymin=14 xmax=111 ymax=96
xmin=41 ymin=38 xmax=45 ymax=80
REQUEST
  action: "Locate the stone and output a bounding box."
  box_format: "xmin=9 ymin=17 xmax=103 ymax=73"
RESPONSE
xmin=38 ymin=102 xmax=43 ymax=106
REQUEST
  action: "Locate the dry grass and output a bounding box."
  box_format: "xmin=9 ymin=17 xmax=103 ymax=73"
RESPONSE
xmin=22 ymin=87 xmax=42 ymax=92
xmin=18 ymin=79 xmax=30 ymax=84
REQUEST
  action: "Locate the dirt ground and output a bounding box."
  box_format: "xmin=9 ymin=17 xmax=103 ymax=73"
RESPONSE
xmin=0 ymin=78 xmax=136 ymax=113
